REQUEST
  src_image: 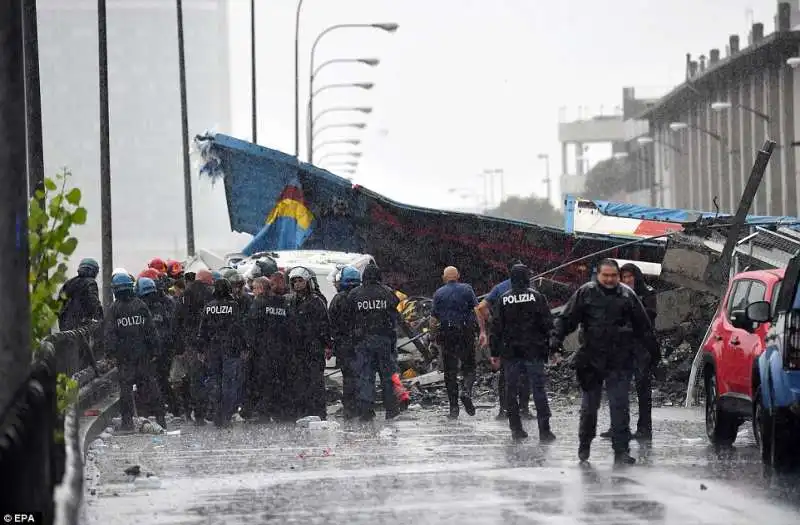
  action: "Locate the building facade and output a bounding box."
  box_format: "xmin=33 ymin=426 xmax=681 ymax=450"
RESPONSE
xmin=637 ymin=1 xmax=800 ymax=216
xmin=38 ymin=0 xmax=232 ymax=272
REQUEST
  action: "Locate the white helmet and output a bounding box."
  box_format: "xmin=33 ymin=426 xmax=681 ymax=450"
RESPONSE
xmin=288 ymin=266 xmax=312 ymax=282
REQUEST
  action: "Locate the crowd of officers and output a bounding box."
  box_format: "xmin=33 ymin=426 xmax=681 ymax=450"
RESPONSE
xmin=58 ymin=256 xmax=411 ymax=431
xmin=59 ymin=254 xmax=658 ymax=466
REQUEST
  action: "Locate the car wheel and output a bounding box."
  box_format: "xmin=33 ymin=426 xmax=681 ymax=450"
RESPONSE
xmin=705 ymin=372 xmax=739 ymax=446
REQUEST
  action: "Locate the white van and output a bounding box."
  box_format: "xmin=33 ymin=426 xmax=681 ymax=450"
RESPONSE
xmin=226 ymin=250 xmax=376 ymax=303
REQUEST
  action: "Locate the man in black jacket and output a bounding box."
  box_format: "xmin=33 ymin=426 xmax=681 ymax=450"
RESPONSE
xmin=600 ymin=263 xmax=659 ymax=440
xmin=345 ymin=264 xmax=400 ymax=421
xmin=58 ymin=257 xmax=104 ymax=331
xmin=490 ymin=264 xmax=557 ymax=441
xmin=552 ymin=259 xmax=657 ymax=466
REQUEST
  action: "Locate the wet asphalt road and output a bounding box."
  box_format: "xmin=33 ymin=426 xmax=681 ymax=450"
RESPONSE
xmin=83 ymin=403 xmax=800 ymax=524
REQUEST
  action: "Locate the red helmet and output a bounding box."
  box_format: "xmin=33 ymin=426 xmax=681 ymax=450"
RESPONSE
xmin=138 ymin=268 xmax=161 ymax=280
xmin=166 ymin=260 xmax=183 ymax=279
xmin=148 ymin=257 xmax=168 ymax=274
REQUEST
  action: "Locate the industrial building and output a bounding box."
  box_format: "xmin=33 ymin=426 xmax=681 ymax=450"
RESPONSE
xmin=627 ymin=1 xmax=800 ymax=216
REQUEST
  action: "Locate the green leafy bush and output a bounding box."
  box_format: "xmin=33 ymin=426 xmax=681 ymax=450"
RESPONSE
xmin=28 ymin=169 xmax=87 ymax=348
xmin=54 ymin=373 xmax=79 ymax=444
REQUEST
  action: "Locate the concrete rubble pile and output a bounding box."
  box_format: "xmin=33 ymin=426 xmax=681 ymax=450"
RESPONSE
xmin=389 ymin=287 xmax=720 ymax=410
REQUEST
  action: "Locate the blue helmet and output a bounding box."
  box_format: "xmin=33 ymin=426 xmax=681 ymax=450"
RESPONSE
xmin=135 ymin=277 xmax=157 ymax=297
xmin=111 ymin=272 xmax=134 ymax=291
xmin=211 ymin=270 xmax=223 ymax=282
xmin=340 ymin=266 xmax=361 ymax=289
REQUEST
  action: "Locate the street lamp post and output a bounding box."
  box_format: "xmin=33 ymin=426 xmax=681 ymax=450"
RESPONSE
xmin=636 ymin=135 xmax=682 ymax=153
xmin=537 ymin=153 xmax=551 ymax=203
xmin=22 ymin=0 xmax=44 ymax=198
xmin=306 ymin=22 xmax=397 ymax=162
xmin=669 ymin=121 xmax=724 ymax=142
xmin=250 ymin=0 xmax=257 ymax=143
xmin=307 ymin=81 xmax=373 ymax=161
xmin=312 ymin=106 xmax=372 ymax=129
xmin=0 ymin=0 xmax=32 ymax=425
xmin=710 ymin=101 xmax=769 ymax=123
xmin=311 ymin=122 xmax=366 ymax=144
xmin=293 ymin=0 xmax=305 ymax=157
xmin=97 ymin=0 xmax=113 ymax=307
xmin=176 ymin=0 xmax=195 ymax=257
xmin=313 ymin=138 xmax=361 ymax=157
xmin=317 ymin=151 xmax=362 ymax=164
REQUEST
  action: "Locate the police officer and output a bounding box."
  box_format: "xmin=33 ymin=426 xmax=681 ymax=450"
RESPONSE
xmin=104 ymin=273 xmax=166 ymax=430
xmin=490 ymin=264 xmax=557 ymax=441
xmin=245 ymin=276 xmax=294 ymax=421
xmin=551 ymin=258 xmax=657 ymax=466
xmin=475 ymin=259 xmax=532 ymax=420
xmin=58 ymin=257 xmax=104 ymax=332
xmin=345 ymin=264 xmax=400 ymax=421
xmin=328 ymin=266 xmax=362 ymax=419
xmin=198 ymin=278 xmax=246 ymax=427
xmin=431 ymin=266 xmax=479 ymax=419
xmin=287 ymin=267 xmax=331 ymax=420
xmin=174 ymin=268 xmax=214 ymax=424
xmin=136 ymin=277 xmax=178 ymax=416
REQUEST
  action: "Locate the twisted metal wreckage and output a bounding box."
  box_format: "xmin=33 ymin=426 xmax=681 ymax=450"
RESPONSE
xmin=193 ymin=134 xmax=800 ymax=384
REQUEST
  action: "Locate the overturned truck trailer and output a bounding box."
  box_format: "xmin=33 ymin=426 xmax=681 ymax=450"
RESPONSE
xmin=194 ymin=133 xmax=666 ymax=305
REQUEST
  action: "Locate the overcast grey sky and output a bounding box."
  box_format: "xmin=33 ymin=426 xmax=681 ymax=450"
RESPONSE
xmin=217 ymin=0 xmax=781 ymax=218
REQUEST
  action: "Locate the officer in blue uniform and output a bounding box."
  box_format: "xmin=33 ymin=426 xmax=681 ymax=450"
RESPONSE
xmin=105 ymin=273 xmax=165 ymax=430
xmin=328 ymin=266 xmax=363 ymax=419
xmin=431 ymin=266 xmax=479 ymax=419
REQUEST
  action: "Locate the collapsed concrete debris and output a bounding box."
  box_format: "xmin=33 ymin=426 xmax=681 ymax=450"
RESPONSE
xmin=389 ymin=286 xmax=720 ymax=410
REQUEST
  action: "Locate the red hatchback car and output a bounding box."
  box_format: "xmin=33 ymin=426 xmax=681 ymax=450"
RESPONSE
xmin=701 ymin=268 xmax=785 ymax=446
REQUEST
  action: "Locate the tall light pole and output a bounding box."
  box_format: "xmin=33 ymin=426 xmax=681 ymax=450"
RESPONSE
xmin=313 ymin=138 xmax=361 ymax=157
xmin=311 ymin=122 xmax=366 ymax=143
xmin=293 ymin=0 xmax=305 ymax=157
xmin=23 ymin=0 xmax=44 ymax=198
xmin=98 ymin=0 xmax=113 ymax=307
xmin=176 ymin=0 xmax=195 ymax=257
xmin=306 ymin=22 xmax=397 ymax=161
xmin=0 ymin=0 xmax=31 ymax=421
xmin=312 ymin=106 xmax=372 ymax=128
xmin=537 ymin=153 xmax=551 ymax=203
xmin=250 ymin=0 xmax=257 ymax=143
xmin=307 ymin=82 xmax=373 ymax=162
xmin=317 ymin=151 xmax=362 ymax=164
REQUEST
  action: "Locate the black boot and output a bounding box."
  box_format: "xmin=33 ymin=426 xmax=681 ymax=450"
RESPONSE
xmin=578 ymin=442 xmax=591 ymax=463
xmin=509 ymin=413 xmax=528 ymax=440
xmin=538 ymin=419 xmax=556 ymax=443
xmin=614 ymin=452 xmax=636 ymax=466
xmin=448 ymin=405 xmax=460 ymax=419
xmin=460 ymin=373 xmax=476 ymax=416
xmin=600 ymin=429 xmax=612 ymax=439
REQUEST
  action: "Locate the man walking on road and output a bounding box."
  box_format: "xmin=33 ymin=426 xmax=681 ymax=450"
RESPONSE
xmin=551 ymin=259 xmax=657 ymax=466
xmin=432 ymin=266 xmax=480 ymax=419
xmin=490 ymin=263 xmax=557 ymax=441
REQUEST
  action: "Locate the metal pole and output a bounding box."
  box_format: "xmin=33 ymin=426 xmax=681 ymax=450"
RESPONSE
xmin=250 ymin=0 xmax=257 ymax=144
xmin=497 ymin=169 xmax=504 ymax=204
xmin=176 ymin=0 xmax=195 ymax=257
xmin=97 ymin=0 xmax=113 ymax=308
xmin=544 ymin=157 xmax=551 ymax=203
xmin=293 ymin=0 xmax=304 ymax=158
xmin=23 ymin=0 xmax=44 ymax=198
xmin=0 ymin=0 xmax=30 ymax=413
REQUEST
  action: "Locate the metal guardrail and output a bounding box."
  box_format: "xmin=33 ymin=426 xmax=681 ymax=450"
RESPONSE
xmin=0 ymin=321 xmax=111 ymax=525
